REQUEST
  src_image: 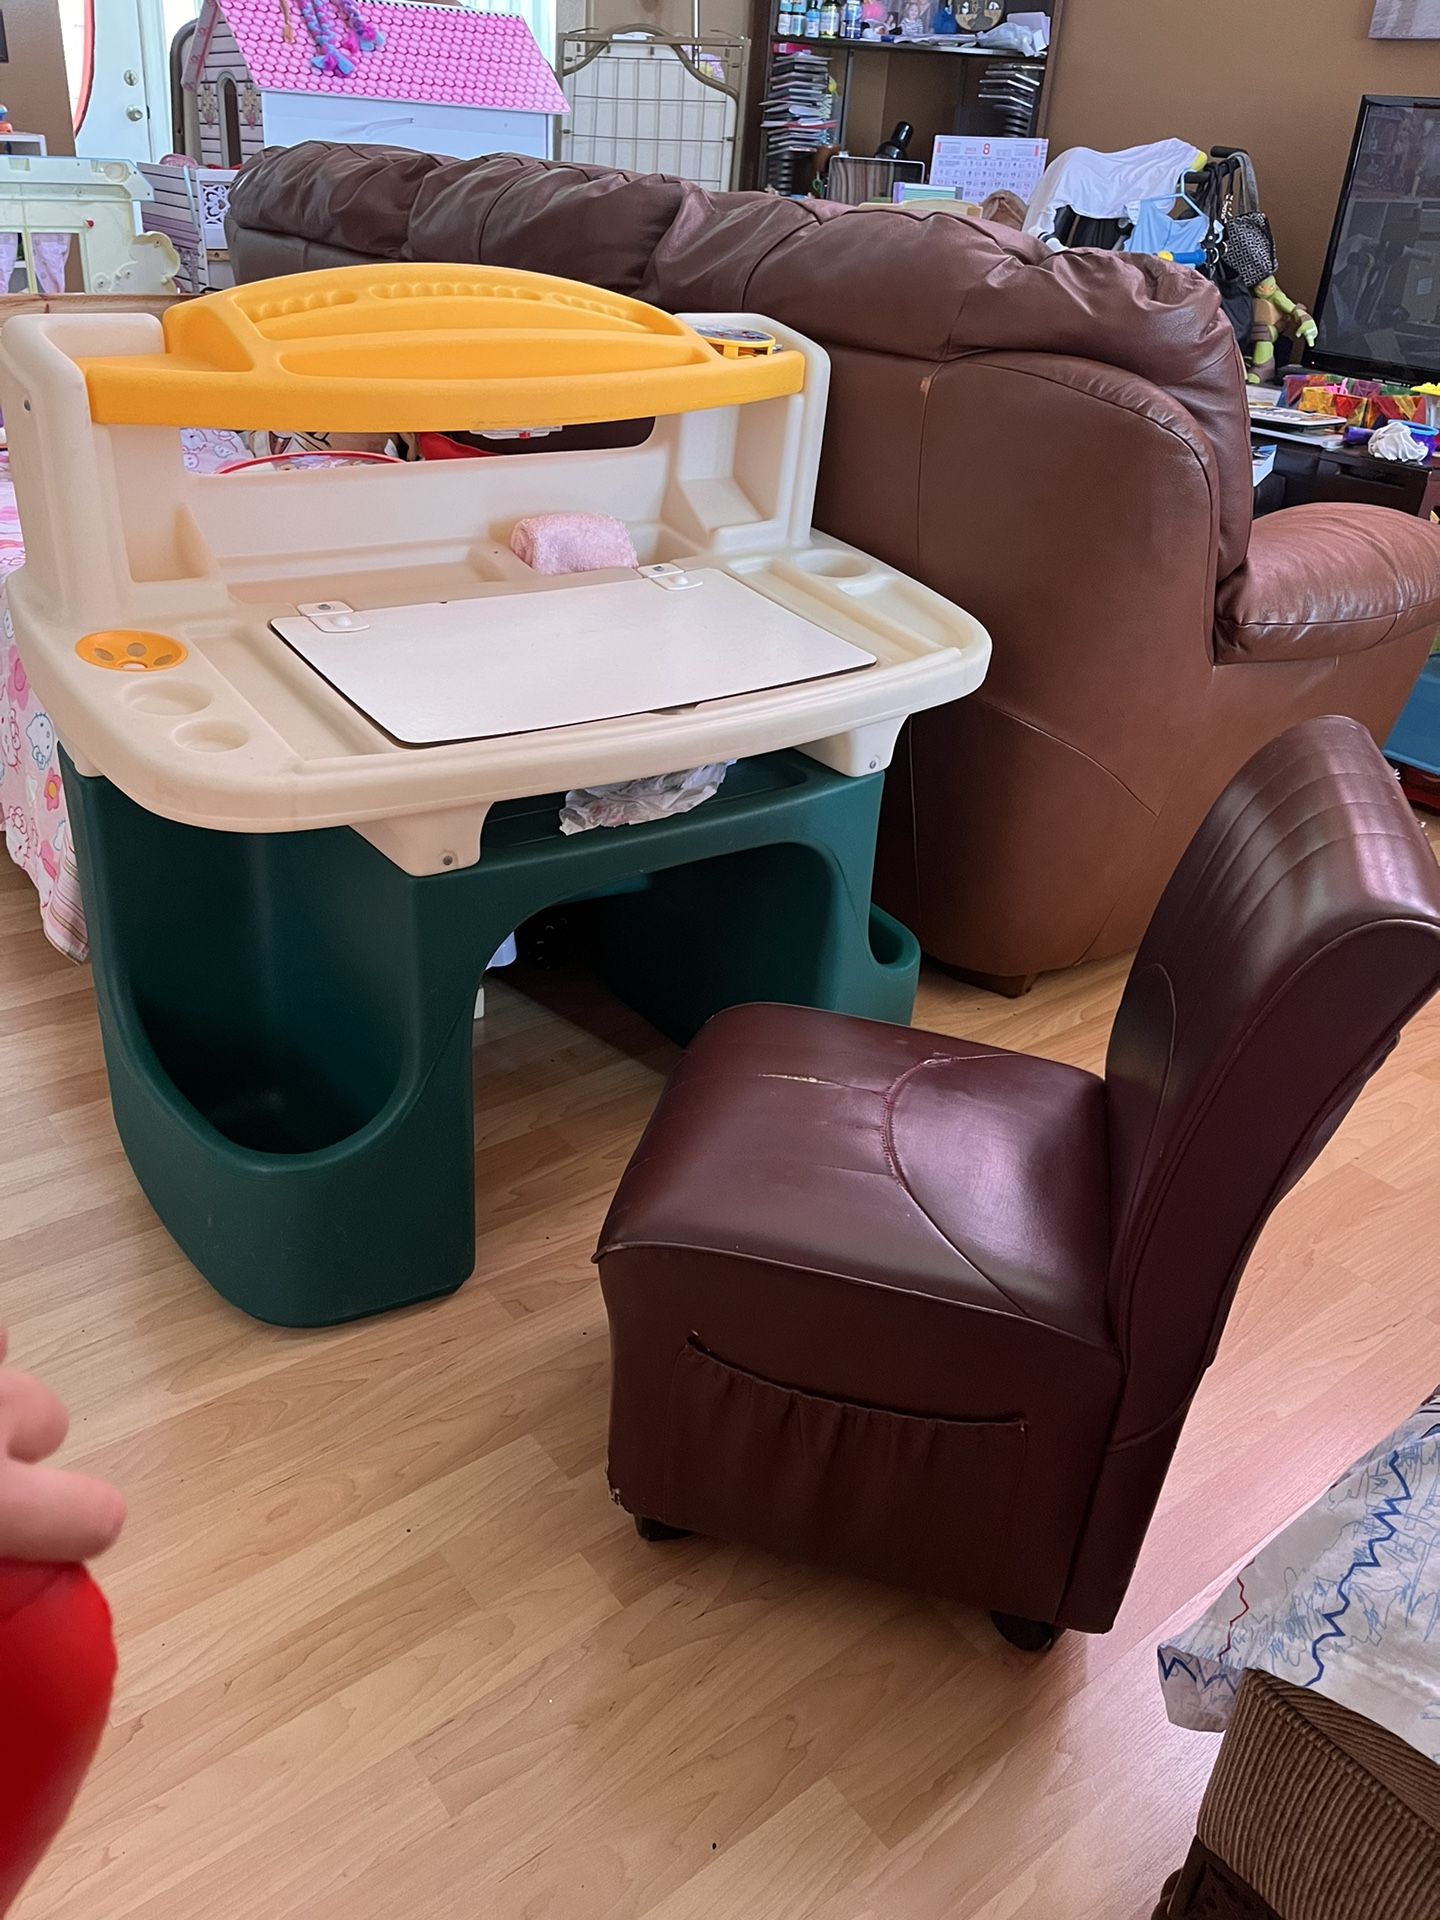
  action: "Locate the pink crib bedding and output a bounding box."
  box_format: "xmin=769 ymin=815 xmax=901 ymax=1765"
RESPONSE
xmin=0 ymin=431 xmax=251 ymax=962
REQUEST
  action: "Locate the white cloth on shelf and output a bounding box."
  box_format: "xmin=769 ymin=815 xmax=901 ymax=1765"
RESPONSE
xmin=972 ymin=13 xmax=1050 ymax=54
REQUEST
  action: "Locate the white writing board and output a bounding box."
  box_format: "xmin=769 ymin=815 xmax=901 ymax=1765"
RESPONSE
xmin=272 ymin=570 xmax=875 ymax=747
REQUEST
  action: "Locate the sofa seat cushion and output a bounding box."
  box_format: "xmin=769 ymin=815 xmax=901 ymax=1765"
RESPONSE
xmin=1214 ymin=505 xmax=1440 ymax=664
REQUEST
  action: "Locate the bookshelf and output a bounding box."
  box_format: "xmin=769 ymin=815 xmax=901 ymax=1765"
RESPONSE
xmin=752 ymin=1 xmax=1065 ymax=195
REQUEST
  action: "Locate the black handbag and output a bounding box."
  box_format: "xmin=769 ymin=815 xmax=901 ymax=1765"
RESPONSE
xmin=1218 ymin=208 xmax=1278 ymax=289
xmin=1193 ymin=150 xmax=1279 ymax=292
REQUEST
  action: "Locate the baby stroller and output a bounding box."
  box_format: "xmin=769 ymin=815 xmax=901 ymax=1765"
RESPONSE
xmin=1030 ymin=142 xmax=1315 ymax=381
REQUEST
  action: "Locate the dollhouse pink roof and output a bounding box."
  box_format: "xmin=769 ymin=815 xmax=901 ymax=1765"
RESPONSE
xmin=192 ymin=0 xmax=567 ymax=116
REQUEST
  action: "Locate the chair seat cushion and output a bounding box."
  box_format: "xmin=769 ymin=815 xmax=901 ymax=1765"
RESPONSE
xmin=599 ymin=1001 xmax=1118 ymax=1368
xmin=597 ymin=1003 xmax=1122 ymax=1618
xmin=1213 ymin=505 xmax=1440 ymax=664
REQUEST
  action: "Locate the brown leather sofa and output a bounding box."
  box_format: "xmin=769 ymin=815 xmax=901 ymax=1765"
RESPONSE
xmin=226 ymin=143 xmax=1440 ymax=982
xmin=594 ymin=717 xmax=1440 ymax=1642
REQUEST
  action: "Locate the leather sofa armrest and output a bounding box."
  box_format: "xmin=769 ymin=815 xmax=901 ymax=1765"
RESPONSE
xmin=823 ymin=346 xmax=1224 ymax=974
xmin=1214 ymin=504 xmax=1440 ymax=665
xmin=881 ymin=349 xmax=1225 ymax=812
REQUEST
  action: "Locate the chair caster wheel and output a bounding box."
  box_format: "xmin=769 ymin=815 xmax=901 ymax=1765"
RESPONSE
xmin=635 ymin=1516 xmax=691 ymax=1542
xmin=991 ymin=1611 xmax=1058 ymax=1653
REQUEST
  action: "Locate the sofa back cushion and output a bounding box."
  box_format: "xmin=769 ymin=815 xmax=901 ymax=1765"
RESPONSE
xmin=227 ymin=140 xmax=447 ymax=261
xmin=410 ymin=155 xmax=688 ymax=295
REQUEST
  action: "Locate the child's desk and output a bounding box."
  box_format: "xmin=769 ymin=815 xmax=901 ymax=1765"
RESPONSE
xmin=1 ymin=266 xmax=991 ymax=1324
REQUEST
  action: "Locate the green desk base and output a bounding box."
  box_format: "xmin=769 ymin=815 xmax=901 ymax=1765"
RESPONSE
xmin=64 ymin=750 xmax=918 ymax=1326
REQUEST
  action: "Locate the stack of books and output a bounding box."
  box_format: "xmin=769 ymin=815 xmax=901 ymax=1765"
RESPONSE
xmin=977 ymin=61 xmax=1046 ymax=138
xmin=760 ymin=49 xmax=838 ymax=196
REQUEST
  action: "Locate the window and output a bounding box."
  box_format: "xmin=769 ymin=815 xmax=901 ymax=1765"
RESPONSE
xmin=220 ymin=74 xmax=242 ymax=166
xmin=461 ymin=0 xmax=557 ymax=64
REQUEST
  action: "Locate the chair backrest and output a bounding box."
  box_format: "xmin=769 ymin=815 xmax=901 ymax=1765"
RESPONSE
xmin=1104 ymin=714 xmax=1440 ymax=1443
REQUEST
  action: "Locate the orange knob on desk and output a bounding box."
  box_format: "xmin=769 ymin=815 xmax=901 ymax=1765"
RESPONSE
xmin=76 ymin=630 xmax=188 ymax=672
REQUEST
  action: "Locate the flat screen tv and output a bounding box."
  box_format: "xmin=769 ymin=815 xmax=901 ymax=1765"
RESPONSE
xmin=1309 ymin=95 xmax=1440 ymax=384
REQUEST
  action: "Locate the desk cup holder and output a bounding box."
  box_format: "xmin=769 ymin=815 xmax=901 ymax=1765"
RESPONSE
xmin=124 ymin=681 xmax=211 ymax=717
xmin=789 ymin=550 xmax=879 ymax=582
xmin=176 ymin=720 xmax=249 ymax=754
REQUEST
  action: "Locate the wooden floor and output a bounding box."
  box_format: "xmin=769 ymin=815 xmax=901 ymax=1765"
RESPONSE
xmin=5 ymin=838 xmax=1438 ymax=1920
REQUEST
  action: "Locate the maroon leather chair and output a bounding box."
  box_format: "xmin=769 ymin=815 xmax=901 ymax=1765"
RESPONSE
xmin=595 ymin=716 xmax=1440 ymax=1646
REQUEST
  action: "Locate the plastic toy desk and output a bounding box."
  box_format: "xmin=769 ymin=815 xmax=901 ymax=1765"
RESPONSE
xmin=0 ymin=266 xmax=990 ymax=1324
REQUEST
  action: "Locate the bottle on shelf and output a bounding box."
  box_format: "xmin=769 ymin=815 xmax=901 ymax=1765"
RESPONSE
xmin=803 ymin=2 xmax=822 ymax=34
xmin=840 ymin=0 xmax=863 ymax=35
xmin=875 ymin=120 xmax=913 ymax=162
xmin=818 ymin=0 xmax=840 ymax=34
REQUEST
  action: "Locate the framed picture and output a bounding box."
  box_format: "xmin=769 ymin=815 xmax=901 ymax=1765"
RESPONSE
xmin=1370 ymin=0 xmax=1440 ymax=36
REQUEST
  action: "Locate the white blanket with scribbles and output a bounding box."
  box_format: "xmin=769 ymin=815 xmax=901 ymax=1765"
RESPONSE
xmin=1158 ymin=1388 xmax=1440 ymax=1761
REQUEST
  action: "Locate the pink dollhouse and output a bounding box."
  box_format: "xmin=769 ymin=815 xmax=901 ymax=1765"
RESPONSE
xmin=183 ymin=0 xmax=566 ymax=168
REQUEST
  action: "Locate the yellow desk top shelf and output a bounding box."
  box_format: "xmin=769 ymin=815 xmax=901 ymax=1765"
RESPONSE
xmin=0 ymin=264 xmax=989 ymax=876
xmin=78 ymin=264 xmax=806 ymax=431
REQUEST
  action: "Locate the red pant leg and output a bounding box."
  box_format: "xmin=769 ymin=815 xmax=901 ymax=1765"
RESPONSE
xmin=0 ymin=1562 xmax=116 ymax=1914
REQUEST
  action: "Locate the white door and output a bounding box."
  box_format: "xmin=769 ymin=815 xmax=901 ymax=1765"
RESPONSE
xmin=62 ymin=0 xmax=151 ymax=159
xmin=62 ymin=0 xmax=200 ymax=162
